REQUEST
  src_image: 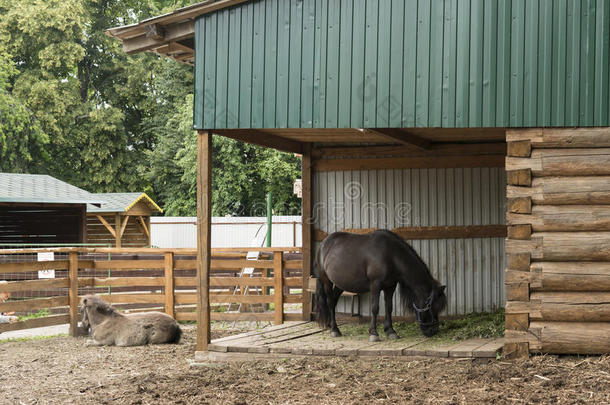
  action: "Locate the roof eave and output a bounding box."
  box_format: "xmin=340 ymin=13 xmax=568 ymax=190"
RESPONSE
xmin=105 ymin=0 xmax=252 ymax=65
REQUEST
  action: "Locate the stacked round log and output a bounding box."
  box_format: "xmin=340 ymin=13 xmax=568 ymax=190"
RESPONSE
xmin=505 ymin=128 xmax=610 ymax=357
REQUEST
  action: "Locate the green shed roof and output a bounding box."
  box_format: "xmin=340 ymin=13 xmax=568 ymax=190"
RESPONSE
xmin=0 ymin=173 xmax=104 ymax=206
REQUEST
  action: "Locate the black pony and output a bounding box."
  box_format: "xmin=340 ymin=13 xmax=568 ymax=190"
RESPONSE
xmin=314 ymin=230 xmax=447 ymax=341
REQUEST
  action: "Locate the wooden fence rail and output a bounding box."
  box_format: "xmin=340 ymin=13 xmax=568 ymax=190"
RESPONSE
xmin=0 ymin=247 xmax=303 ymax=336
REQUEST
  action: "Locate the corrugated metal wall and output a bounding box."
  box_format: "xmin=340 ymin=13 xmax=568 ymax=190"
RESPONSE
xmin=313 ymin=167 xmax=506 ymax=316
xmin=194 ymin=0 xmax=610 ymax=129
xmin=151 ymin=216 xmax=302 ymax=248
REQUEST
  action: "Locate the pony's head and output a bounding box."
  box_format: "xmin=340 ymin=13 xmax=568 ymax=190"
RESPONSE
xmin=80 ymin=295 xmax=118 ymax=322
xmin=412 ymin=284 xmax=447 ymax=337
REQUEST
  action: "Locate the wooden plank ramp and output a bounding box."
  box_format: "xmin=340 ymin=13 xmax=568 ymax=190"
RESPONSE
xmin=202 ymin=321 xmax=504 ymax=360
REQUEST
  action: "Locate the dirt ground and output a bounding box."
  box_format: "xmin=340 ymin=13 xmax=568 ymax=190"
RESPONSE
xmin=1 ymin=325 xmax=609 ymax=405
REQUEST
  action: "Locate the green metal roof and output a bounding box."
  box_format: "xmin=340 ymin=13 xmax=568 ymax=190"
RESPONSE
xmin=87 ymin=193 xmax=162 ymax=213
xmin=193 ymin=0 xmax=610 ymax=130
xmin=0 ymin=173 xmax=103 ymax=206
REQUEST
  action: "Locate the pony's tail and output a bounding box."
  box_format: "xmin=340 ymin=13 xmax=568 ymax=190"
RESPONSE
xmin=315 ymin=277 xmax=330 ymax=328
xmin=313 ymin=248 xmax=330 ymax=328
xmin=170 ymin=324 xmax=182 ymax=344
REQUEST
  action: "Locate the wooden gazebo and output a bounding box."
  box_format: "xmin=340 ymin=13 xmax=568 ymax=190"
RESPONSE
xmin=109 ymin=0 xmax=610 ymax=357
xmin=87 ymin=193 xmax=162 ymax=248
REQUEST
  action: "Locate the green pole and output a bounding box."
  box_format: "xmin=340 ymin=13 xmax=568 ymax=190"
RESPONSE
xmin=266 ymin=192 xmax=272 ymax=247
xmin=266 ymin=192 xmax=272 ymax=301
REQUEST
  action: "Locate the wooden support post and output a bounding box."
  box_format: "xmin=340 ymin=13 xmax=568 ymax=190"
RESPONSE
xmin=164 ymin=252 xmax=175 ymax=318
xmin=302 ymin=143 xmax=313 ymax=321
xmin=274 ymin=251 xmax=284 ymax=325
xmin=114 ymin=214 xmax=122 ymax=248
xmin=80 ymin=205 xmax=87 ymax=243
xmin=68 ymin=252 xmax=79 ymax=337
xmin=146 ymin=216 xmax=151 ymax=247
xmin=196 ymin=131 xmax=212 ymax=352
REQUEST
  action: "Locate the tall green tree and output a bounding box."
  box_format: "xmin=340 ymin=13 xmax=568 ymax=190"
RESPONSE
xmin=0 ymin=42 xmax=48 ymax=172
xmin=0 ymin=0 xmax=302 ymax=217
xmin=0 ymin=0 xmax=161 ymax=191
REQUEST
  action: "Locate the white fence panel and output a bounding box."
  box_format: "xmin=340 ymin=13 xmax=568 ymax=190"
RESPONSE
xmin=151 ymin=216 xmax=302 ymax=248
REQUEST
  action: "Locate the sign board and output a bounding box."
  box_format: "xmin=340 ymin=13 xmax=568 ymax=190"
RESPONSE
xmin=37 ymin=252 xmax=55 ymax=279
xmin=293 ymin=178 xmax=302 ymax=198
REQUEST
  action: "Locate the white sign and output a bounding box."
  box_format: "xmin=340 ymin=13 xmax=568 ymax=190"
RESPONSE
xmin=293 ymin=178 xmax=302 ymax=198
xmin=37 ymin=252 xmax=55 ymax=279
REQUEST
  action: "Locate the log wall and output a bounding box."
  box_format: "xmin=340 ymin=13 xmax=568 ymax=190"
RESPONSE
xmin=505 ymin=128 xmax=610 ymax=356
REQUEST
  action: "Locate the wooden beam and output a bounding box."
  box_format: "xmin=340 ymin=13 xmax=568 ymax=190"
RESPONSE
xmin=145 ymin=23 xmax=165 ymax=40
xmin=314 ymin=225 xmax=507 ymax=242
xmin=301 ymin=143 xmax=313 ymax=321
xmin=123 ymin=20 xmax=194 ymax=55
xmin=365 ymin=128 xmax=431 ymax=150
xmin=197 ymin=131 xmax=212 ymax=352
xmin=138 ymin=216 xmax=150 ymax=238
xmin=0 ymin=314 xmax=70 ymax=334
xmin=96 ymin=215 xmax=116 ymax=238
xmin=214 ymin=129 xmax=303 ymax=154
xmin=314 ymin=155 xmax=505 ymax=171
xmin=313 ymin=142 xmax=507 ymax=158
xmin=174 ymin=52 xmax=195 ymax=62
xmin=119 ymin=215 xmax=130 ymax=239
xmin=107 ymin=0 xmax=251 ymax=40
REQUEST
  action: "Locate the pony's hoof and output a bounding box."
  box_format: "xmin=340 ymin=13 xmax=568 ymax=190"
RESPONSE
xmin=387 ymin=333 xmax=400 ymax=340
xmin=330 ymin=331 xmax=342 ymax=338
xmin=369 ymin=335 xmax=380 ymax=342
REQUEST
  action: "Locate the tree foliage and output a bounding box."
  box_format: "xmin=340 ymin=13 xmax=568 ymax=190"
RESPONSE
xmin=0 ymin=0 xmax=302 ymax=216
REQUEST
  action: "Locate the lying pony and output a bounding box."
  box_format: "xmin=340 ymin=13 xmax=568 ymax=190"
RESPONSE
xmin=80 ymin=295 xmax=181 ymax=346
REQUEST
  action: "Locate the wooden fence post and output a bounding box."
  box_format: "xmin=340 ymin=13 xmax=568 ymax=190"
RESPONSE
xmin=274 ymin=251 xmax=284 ymax=325
xmin=164 ymin=252 xmax=175 ymax=318
xmin=302 ymin=143 xmax=313 ymax=321
xmin=68 ymin=252 xmax=79 ymax=337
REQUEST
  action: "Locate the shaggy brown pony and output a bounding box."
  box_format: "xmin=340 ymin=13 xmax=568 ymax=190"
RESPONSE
xmin=80 ymin=295 xmax=181 ymax=346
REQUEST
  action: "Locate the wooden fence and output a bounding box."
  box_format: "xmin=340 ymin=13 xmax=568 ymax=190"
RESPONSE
xmin=0 ymin=247 xmax=303 ymax=336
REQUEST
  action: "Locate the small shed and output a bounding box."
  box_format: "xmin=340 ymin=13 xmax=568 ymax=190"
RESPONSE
xmin=0 ymin=173 xmax=102 ymax=245
xmin=87 ymin=193 xmax=162 ymax=248
xmin=109 ymin=0 xmax=610 ymax=357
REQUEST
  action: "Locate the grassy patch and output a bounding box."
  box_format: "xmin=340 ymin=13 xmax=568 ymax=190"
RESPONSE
xmin=339 ymin=309 xmax=505 ymax=342
xmin=17 ymin=309 xmax=50 ymax=322
xmin=0 ymin=333 xmax=67 ymax=344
